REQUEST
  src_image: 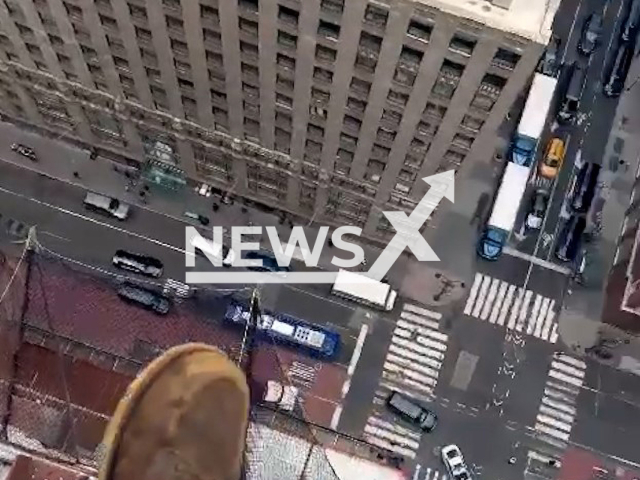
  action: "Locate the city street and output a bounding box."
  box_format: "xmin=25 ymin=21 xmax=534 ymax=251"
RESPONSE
xmin=510 ymin=0 xmax=630 ymax=266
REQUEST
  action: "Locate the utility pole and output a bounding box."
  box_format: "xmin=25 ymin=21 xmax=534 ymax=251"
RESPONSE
xmin=244 ymin=289 xmax=260 ymax=379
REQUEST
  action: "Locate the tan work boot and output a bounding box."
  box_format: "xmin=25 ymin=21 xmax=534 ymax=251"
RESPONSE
xmin=98 ymin=343 xmax=250 ymax=480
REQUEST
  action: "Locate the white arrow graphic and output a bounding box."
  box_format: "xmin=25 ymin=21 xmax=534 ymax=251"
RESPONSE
xmin=366 ymin=170 xmax=455 ymax=281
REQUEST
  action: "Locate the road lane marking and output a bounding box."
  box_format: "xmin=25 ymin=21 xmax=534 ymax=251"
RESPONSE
xmin=502 ymin=246 xmax=572 ymax=274
xmin=507 ymin=288 xmax=524 ymax=330
xmin=526 ymin=294 xmax=543 ymax=334
xmin=561 ymin=0 xmax=585 ymax=64
xmin=0 ymin=185 xmax=188 ymax=254
xmin=516 ymin=290 xmax=533 ymax=332
xmin=40 ymin=231 xmax=71 ymax=242
xmin=333 ymin=323 xmax=369 ymax=429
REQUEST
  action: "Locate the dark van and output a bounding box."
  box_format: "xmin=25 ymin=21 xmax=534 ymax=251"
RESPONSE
xmin=386 ymin=391 xmax=438 ymax=432
xmin=558 ymin=63 xmax=586 ymax=123
xmin=571 ymin=163 xmax=601 ymax=213
xmin=603 ymin=45 xmax=633 ymax=97
xmin=117 ymin=283 xmax=170 ymax=315
xmin=622 ymin=0 xmax=640 ymax=42
xmin=555 ymin=216 xmax=587 ymax=262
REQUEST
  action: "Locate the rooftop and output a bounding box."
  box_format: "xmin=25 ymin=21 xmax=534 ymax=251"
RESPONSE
xmin=414 ymin=0 xmax=560 ymax=45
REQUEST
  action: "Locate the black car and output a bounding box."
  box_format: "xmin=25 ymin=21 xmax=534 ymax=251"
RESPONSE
xmin=571 ymin=163 xmax=601 ymax=213
xmin=603 ymin=44 xmax=634 ymax=97
xmin=10 ymin=143 xmax=37 ymax=161
xmin=386 ymin=391 xmax=438 ymax=432
xmin=117 ymin=283 xmax=171 ymax=315
xmin=578 ymin=13 xmax=603 ymax=55
xmin=622 ymin=0 xmax=640 ymax=42
xmin=555 ymin=216 xmax=586 ymax=262
xmin=540 ymin=36 xmax=560 ymax=75
xmin=244 ymin=250 xmax=291 ymax=273
xmin=526 ymin=189 xmax=549 ymax=230
xmin=112 ymin=250 xmax=164 ymax=278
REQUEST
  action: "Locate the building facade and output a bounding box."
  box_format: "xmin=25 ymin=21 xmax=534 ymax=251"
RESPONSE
xmin=0 ymin=0 xmax=557 ymax=240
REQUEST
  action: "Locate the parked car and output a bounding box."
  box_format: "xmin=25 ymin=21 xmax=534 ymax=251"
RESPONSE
xmin=578 ymin=13 xmax=603 ymax=55
xmin=262 ymin=380 xmax=299 ymax=412
xmin=189 ymin=235 xmax=235 ymax=267
xmin=622 ymin=0 xmax=640 ymax=42
xmin=540 ymin=36 xmax=560 ymax=75
xmin=244 ymin=250 xmax=291 ymax=273
xmin=526 ymin=189 xmax=549 ymax=230
xmin=116 ymin=283 xmax=170 ymax=315
xmin=441 ymin=444 xmax=472 ymax=480
xmin=558 ymin=63 xmax=586 ymax=123
xmin=112 ymin=250 xmax=164 ymax=278
xmin=603 ymin=44 xmax=634 ymax=97
xmin=555 ymin=215 xmax=587 ymax=263
xmin=385 ymin=391 xmax=438 ymax=432
xmin=571 ymin=163 xmax=601 ymax=213
xmin=539 ymin=138 xmax=566 ymax=179
xmin=10 ymin=143 xmax=37 ymax=161
xmin=83 ymin=192 xmax=130 ymax=220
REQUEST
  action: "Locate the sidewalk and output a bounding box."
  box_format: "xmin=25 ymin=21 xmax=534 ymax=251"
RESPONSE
xmin=0 ymin=121 xmax=486 ymax=306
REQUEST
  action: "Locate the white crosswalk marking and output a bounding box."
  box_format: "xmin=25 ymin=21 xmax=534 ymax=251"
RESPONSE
xmin=489 ymin=281 xmax=508 ymax=324
xmin=415 ymin=466 xmax=448 ymax=480
xmin=462 ymin=273 xmax=559 ymax=343
xmin=534 ymin=353 xmax=586 ymax=447
xmin=364 ymin=302 xmax=449 ymax=460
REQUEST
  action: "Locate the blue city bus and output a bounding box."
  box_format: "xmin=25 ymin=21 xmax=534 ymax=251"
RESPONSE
xmin=223 ymin=301 xmax=340 ymax=360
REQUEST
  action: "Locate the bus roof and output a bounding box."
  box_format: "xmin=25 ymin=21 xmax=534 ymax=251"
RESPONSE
xmin=487 ymin=163 xmax=531 ymax=232
xmin=517 ymin=73 xmax=558 ymax=140
xmin=332 ymin=270 xmax=391 ymax=306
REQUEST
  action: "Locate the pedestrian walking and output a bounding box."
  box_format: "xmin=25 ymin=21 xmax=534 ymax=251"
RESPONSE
xmin=73 ymin=171 xmax=80 ymax=178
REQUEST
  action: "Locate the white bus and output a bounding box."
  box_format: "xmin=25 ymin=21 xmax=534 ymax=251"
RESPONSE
xmin=331 ymin=270 xmax=397 ymax=311
xmin=477 ymin=163 xmax=531 ymax=260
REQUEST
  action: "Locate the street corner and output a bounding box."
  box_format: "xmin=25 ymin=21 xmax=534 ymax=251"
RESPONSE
xmin=399 ymin=263 xmax=468 ymax=307
xmin=251 ymin=346 xmax=347 ymax=429
xmin=558 ymin=447 xmax=640 ymax=480
xmin=555 ymin=306 xmax=600 ymax=353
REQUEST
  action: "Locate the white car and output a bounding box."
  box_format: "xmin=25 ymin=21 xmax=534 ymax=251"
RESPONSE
xmin=190 ymin=235 xmax=235 ymax=267
xmin=441 ymin=445 xmax=471 ymax=480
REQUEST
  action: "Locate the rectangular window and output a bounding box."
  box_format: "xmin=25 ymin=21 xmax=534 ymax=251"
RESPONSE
xmin=407 ymin=19 xmax=432 ymax=41
xmin=449 ymin=34 xmax=476 ymax=56
xmin=278 ymin=5 xmax=299 ymax=27
xmin=318 ymin=20 xmax=340 ymax=40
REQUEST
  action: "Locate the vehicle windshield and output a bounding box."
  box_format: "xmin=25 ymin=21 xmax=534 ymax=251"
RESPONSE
xmin=546 ymin=158 xmax=559 ymax=167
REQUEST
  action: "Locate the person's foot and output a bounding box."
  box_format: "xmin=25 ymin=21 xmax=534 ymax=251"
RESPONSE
xmin=98 ymin=344 xmax=249 ymax=480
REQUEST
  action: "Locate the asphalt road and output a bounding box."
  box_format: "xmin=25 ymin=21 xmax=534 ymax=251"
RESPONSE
xmin=511 ymin=0 xmax=631 ymax=264
xmin=571 ymin=361 xmax=640 ymax=463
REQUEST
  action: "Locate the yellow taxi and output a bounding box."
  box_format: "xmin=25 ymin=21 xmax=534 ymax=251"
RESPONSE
xmin=540 ymin=137 xmax=565 ymax=179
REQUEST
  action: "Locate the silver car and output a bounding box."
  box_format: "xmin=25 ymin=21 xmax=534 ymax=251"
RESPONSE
xmin=112 ymin=250 xmax=164 ymax=278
